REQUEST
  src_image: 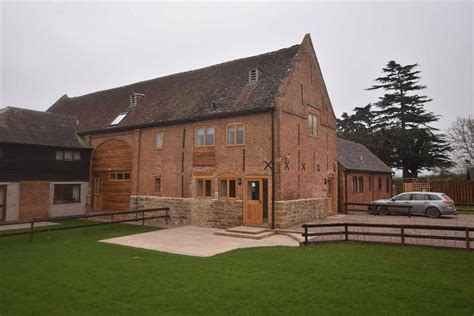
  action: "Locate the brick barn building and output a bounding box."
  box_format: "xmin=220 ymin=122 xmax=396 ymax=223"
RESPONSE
xmin=0 ymin=107 xmax=92 ymax=221
xmin=337 ymin=138 xmax=393 ymax=213
xmin=48 ymin=34 xmax=338 ymax=229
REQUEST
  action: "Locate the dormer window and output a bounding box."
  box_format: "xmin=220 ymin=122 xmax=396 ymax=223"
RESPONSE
xmin=130 ymin=93 xmax=145 ymax=107
xmin=249 ymin=69 xmax=258 ymax=84
xmin=110 ymin=112 xmax=128 ymax=126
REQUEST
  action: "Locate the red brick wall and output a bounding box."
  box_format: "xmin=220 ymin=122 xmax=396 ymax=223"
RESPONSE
xmin=338 ymin=170 xmax=392 ymax=212
xmin=90 ymin=113 xmax=273 ymax=202
xmin=19 ymin=181 xmax=50 ymax=219
xmin=273 ymin=34 xmax=338 ymax=213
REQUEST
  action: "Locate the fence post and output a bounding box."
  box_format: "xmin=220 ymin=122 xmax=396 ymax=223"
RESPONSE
xmin=29 ymin=220 xmax=34 ymax=241
xmin=408 ymin=207 xmax=411 ymax=218
xmin=165 ymin=208 xmax=169 ymax=225
xmin=142 ymin=211 xmax=145 ymax=226
xmin=84 ymin=214 xmax=88 ymax=235
xmin=466 ymin=228 xmax=470 ymax=249
xmin=304 ymin=225 xmax=308 ymax=246
xmin=344 ymin=224 xmax=348 ymax=241
xmin=401 ymin=226 xmax=405 ymax=245
xmin=110 ymin=214 xmax=114 ymax=230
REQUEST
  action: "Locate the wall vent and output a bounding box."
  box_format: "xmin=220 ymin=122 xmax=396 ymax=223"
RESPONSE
xmin=249 ymin=69 xmax=258 ymax=84
xmin=130 ymin=93 xmax=145 ymax=107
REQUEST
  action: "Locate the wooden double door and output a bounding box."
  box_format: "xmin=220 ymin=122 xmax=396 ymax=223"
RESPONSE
xmin=243 ymin=178 xmax=269 ymax=226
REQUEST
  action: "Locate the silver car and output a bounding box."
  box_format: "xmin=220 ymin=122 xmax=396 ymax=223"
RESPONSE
xmin=371 ymin=192 xmax=457 ymax=218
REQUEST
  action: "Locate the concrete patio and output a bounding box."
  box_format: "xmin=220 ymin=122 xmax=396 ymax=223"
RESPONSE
xmin=100 ymin=226 xmax=298 ymax=257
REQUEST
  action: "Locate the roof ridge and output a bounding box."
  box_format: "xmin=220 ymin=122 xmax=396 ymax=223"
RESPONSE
xmin=5 ymin=106 xmax=78 ymax=119
xmin=64 ymin=44 xmax=300 ymax=101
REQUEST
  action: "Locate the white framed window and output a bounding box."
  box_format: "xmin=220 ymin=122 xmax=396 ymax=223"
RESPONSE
xmin=155 ymin=132 xmax=164 ymax=150
xmin=110 ymin=112 xmax=128 ymax=126
xmin=308 ymin=114 xmax=318 ymax=136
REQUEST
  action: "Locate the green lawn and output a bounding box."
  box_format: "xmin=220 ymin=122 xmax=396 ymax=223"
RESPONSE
xmin=457 ymin=204 xmax=474 ymax=214
xmin=0 ymin=223 xmax=473 ymax=315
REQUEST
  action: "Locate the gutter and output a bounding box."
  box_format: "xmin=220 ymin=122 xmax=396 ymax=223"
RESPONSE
xmin=271 ymin=108 xmax=276 ymax=230
xmin=78 ymin=107 xmax=274 ymax=136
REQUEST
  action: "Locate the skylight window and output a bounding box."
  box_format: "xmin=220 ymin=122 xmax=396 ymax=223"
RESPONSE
xmin=110 ymin=112 xmax=128 ymax=126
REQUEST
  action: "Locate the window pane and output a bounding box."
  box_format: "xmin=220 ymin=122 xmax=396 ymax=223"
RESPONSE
xmin=378 ymin=177 xmax=382 ymax=190
xmin=227 ymin=126 xmax=235 ymax=145
xmin=155 ymin=178 xmax=161 ymax=193
xmin=229 ymin=180 xmax=236 ymax=198
xmin=247 ymin=181 xmax=260 ymax=200
xmin=359 ymin=176 xmax=364 ymax=193
xmin=56 ymin=151 xmax=63 ymax=160
xmin=156 ymin=133 xmax=163 ymax=149
xmin=429 ymin=194 xmax=441 ymax=200
xmin=110 ymin=173 xmax=116 ymax=180
xmin=313 ymin=116 xmax=318 ymax=135
xmin=124 ymin=172 xmax=131 ymax=180
xmin=220 ymin=180 xmax=228 ymax=197
xmin=206 ymin=127 xmax=214 ymax=145
xmin=196 ymin=128 xmax=204 ymax=146
xmin=73 ymin=152 xmax=81 ymax=160
xmin=54 ymin=184 xmax=80 ymax=203
xmin=197 ymin=179 xmax=204 ymax=196
xmin=412 ymin=194 xmax=428 ymax=201
xmin=236 ymin=126 xmax=244 ymax=144
xmin=394 ymin=194 xmax=411 ymax=201
xmin=205 ymin=180 xmax=212 ymax=197
xmin=308 ymin=116 xmax=313 ymax=134
xmin=117 ymin=173 xmax=123 ymax=180
xmin=64 ymin=151 xmax=73 ymax=161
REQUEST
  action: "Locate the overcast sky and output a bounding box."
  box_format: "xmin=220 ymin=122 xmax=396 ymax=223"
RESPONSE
xmin=1 ymin=1 xmax=472 ymax=131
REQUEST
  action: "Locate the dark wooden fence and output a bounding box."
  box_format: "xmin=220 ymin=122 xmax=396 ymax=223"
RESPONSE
xmin=0 ymin=208 xmax=169 ymax=240
xmin=302 ymin=222 xmax=473 ymax=249
xmin=430 ymin=181 xmax=474 ymax=204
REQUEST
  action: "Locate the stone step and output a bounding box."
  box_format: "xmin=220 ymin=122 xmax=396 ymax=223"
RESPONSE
xmin=225 ymin=226 xmax=270 ymax=235
xmin=214 ymin=231 xmax=275 ymax=240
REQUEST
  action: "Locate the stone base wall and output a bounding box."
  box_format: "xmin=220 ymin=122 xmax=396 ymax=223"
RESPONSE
xmin=274 ymin=198 xmax=328 ymax=228
xmin=130 ymin=196 xmax=243 ymax=228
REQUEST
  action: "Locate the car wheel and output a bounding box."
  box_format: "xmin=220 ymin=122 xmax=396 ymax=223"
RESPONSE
xmin=378 ymin=206 xmax=389 ymax=215
xmin=426 ymin=207 xmax=441 ymax=218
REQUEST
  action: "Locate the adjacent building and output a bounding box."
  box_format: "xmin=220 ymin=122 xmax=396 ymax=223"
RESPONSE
xmin=48 ymin=34 xmax=339 ymax=228
xmin=337 ymin=138 xmax=393 ymax=212
xmin=0 ymin=107 xmax=92 ymax=221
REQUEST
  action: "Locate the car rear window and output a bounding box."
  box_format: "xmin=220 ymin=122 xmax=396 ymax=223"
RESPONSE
xmin=428 ymin=194 xmax=442 ymax=200
xmin=442 ymin=194 xmax=453 ymax=200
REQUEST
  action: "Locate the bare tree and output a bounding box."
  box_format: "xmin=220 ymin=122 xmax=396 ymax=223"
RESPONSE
xmin=448 ymin=116 xmax=474 ymax=168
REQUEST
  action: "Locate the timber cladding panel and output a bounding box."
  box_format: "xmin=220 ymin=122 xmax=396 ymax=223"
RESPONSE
xmin=92 ymin=139 xmax=133 ymax=211
xmin=19 ymin=181 xmax=50 ymax=219
xmin=192 ymin=147 xmax=216 ymax=166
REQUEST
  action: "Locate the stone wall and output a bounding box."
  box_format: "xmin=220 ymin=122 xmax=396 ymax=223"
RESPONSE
xmin=130 ymin=195 xmax=243 ymax=228
xmin=274 ymin=198 xmax=327 ymax=228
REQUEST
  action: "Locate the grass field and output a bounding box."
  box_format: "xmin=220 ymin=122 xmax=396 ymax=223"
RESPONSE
xmin=0 ymin=222 xmax=473 ymax=315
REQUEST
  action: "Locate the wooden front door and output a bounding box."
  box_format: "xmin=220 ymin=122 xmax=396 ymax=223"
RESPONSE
xmin=244 ymin=179 xmax=263 ymax=226
xmin=0 ymin=185 xmax=6 ymax=221
xmin=93 ymin=178 xmax=103 ymax=211
xmin=327 ymin=176 xmax=335 ymax=214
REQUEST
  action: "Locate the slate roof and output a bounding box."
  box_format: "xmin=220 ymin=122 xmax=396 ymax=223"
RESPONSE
xmin=0 ymin=107 xmax=86 ymax=148
xmin=337 ymin=138 xmax=392 ymax=173
xmin=47 ymin=44 xmax=300 ymax=134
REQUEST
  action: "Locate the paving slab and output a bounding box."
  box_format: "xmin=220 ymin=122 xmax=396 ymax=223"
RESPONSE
xmin=0 ymin=221 xmax=58 ymax=231
xmin=100 ymin=226 xmax=298 ymax=257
